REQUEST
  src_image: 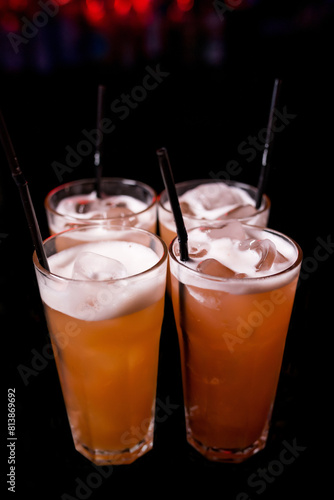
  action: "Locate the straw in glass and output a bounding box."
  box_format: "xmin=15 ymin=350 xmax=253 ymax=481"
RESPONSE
xmin=255 ymin=78 xmax=282 ymax=209
xmin=156 ymin=146 xmax=188 ymax=337
xmin=94 ymin=84 xmax=106 ymax=199
xmin=156 ymin=147 xmax=189 ymax=261
xmin=0 ymin=109 xmax=50 ymax=271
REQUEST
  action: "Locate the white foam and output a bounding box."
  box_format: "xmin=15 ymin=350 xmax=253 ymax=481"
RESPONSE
xmin=170 ymin=225 xmax=300 ymax=294
xmin=49 ymin=192 xmax=156 ymax=234
xmin=164 ymin=182 xmax=255 ymax=220
xmin=181 ymin=183 xmax=254 ymax=219
xmin=49 ymin=241 xmax=158 ymax=278
xmin=37 ymin=241 xmax=165 ymax=321
xmin=56 ymin=193 xmax=148 ymax=219
xmin=160 ymin=182 xmax=270 ymax=233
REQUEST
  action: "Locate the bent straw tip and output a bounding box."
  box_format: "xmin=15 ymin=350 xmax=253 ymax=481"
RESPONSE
xmin=97 ymin=84 xmax=106 ymax=95
xmin=156 ymin=147 xmax=168 ymax=156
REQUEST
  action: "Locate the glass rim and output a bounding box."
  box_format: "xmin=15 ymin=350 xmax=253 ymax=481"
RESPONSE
xmin=158 ymin=178 xmax=271 ymax=222
xmin=169 ymin=224 xmax=303 ymax=284
xmin=44 ymin=177 xmax=157 ymax=222
xmin=33 ymin=224 xmax=168 ymax=284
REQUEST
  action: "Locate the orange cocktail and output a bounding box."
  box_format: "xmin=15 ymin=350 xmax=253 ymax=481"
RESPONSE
xmin=169 ymin=222 xmax=302 ymax=463
xmin=158 ymin=178 xmax=271 ymax=248
xmin=158 ymin=179 xmax=271 ymax=294
xmin=33 ymin=225 xmax=167 ymax=465
xmin=45 ymin=177 xmax=158 ymax=235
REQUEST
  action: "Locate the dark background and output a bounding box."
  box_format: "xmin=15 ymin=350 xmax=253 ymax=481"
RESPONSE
xmin=1 ymin=1 xmax=333 ymax=499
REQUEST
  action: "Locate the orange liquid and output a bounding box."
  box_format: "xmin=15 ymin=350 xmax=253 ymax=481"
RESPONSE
xmin=171 ymin=276 xmax=298 ymax=454
xmin=44 ymin=297 xmax=164 ymax=462
xmin=158 ymin=222 xmax=176 ymax=249
xmin=158 ymin=222 xmax=177 ymax=294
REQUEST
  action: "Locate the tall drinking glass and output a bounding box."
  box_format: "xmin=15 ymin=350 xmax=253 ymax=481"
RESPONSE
xmin=33 ymin=224 xmax=167 ymax=465
xmin=169 ymin=222 xmax=302 ymax=463
xmin=45 ymin=177 xmax=157 ymax=235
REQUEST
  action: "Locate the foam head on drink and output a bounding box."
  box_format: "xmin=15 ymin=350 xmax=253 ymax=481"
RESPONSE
xmin=45 ymin=239 xmax=161 ymax=319
xmin=169 ymin=221 xmax=301 ymax=462
xmin=45 ymin=176 xmax=158 ymax=236
xmin=159 ymin=181 xmax=270 ymax=246
xmin=35 ymin=231 xmax=167 ymax=464
xmin=50 ymin=191 xmax=152 ymax=233
xmin=177 ymin=182 xmax=257 ymax=219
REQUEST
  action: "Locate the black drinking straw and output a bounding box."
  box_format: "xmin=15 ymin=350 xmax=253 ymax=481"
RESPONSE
xmin=255 ymin=78 xmax=282 ymax=209
xmin=0 ymin=109 xmax=50 ymax=271
xmin=156 ymin=147 xmax=189 ymax=261
xmin=94 ymin=84 xmax=106 ymax=199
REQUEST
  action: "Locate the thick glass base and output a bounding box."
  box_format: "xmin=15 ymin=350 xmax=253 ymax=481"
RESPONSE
xmin=187 ymin=426 xmax=269 ymax=464
xmin=74 ymin=437 xmax=153 ymax=465
xmin=71 ymin=415 xmax=155 ymax=465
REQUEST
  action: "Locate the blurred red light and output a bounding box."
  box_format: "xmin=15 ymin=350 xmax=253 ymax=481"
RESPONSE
xmin=86 ymin=0 xmax=105 ymax=22
xmin=133 ymin=0 xmax=151 ymax=13
xmin=114 ymin=0 xmax=132 ymax=16
xmin=226 ymin=0 xmax=244 ymax=8
xmin=9 ymin=0 xmax=28 ymax=9
xmin=0 ymin=12 xmax=20 ymax=31
xmin=177 ymin=0 xmax=193 ymax=12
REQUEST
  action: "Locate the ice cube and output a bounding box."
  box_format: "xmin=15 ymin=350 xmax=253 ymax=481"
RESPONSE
xmin=179 ymin=200 xmax=196 ymax=216
xmin=205 ymin=221 xmax=247 ymax=241
xmin=276 ymin=251 xmax=289 ymax=265
xmin=75 ymin=200 xmax=94 ymax=214
xmin=72 ymin=252 xmax=127 ymax=281
xmin=196 ymin=258 xmax=246 ymax=279
xmin=196 ymin=183 xmax=240 ymax=211
xmin=106 ymin=206 xmax=138 ymax=226
xmin=239 ymin=238 xmax=277 ymax=272
xmin=103 ymin=200 xmax=127 ymax=208
xmin=174 ymin=242 xmax=208 ymax=258
xmin=254 ymin=240 xmax=277 ymax=271
xmin=188 ymin=242 xmax=210 ymax=259
xmin=220 ymin=204 xmax=257 ymax=220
